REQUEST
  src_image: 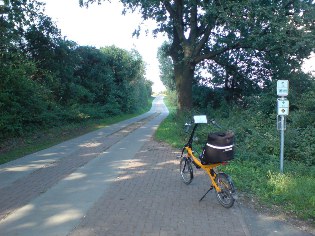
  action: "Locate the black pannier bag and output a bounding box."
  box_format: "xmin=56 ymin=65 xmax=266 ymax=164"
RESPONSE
xmin=202 ymin=131 xmax=235 ymax=164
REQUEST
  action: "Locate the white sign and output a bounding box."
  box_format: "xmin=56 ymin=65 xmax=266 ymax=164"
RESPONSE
xmin=277 ymin=80 xmax=289 ymax=96
xmin=193 ymin=115 xmax=207 ymax=124
xmin=277 ymin=99 xmax=289 ymax=115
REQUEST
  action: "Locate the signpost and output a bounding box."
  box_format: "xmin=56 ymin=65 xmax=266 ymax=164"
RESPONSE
xmin=276 ymin=80 xmax=289 ymax=173
xmin=277 ymin=80 xmax=289 ymax=96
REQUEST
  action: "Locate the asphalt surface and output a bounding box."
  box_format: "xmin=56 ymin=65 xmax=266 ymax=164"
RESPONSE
xmin=0 ymin=96 xmax=313 ymax=236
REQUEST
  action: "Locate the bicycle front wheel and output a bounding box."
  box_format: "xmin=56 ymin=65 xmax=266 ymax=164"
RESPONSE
xmin=180 ymin=157 xmax=193 ymax=185
xmin=215 ymin=173 xmax=235 ymax=208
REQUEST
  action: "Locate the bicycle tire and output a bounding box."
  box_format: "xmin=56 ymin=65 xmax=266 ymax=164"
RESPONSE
xmin=215 ymin=173 xmax=235 ymax=208
xmin=180 ymin=157 xmax=193 ymax=185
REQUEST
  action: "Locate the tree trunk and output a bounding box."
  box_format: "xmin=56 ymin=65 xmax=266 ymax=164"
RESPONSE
xmin=170 ymin=23 xmax=195 ymax=112
xmin=174 ymin=61 xmax=195 ymax=111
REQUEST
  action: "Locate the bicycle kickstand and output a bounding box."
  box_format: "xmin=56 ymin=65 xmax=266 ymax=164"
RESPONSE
xmin=199 ymin=186 xmax=213 ymax=202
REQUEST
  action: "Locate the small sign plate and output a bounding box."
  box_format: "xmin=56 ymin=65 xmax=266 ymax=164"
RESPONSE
xmin=277 ymin=80 xmax=289 ymax=96
xmin=277 ymin=115 xmax=287 ymax=130
xmin=277 ymin=99 xmax=289 ymax=115
xmin=193 ymin=115 xmax=207 ymax=124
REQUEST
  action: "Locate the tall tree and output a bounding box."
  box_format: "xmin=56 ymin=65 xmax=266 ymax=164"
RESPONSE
xmin=80 ymin=0 xmax=315 ymax=111
xmin=157 ymin=42 xmax=176 ymax=91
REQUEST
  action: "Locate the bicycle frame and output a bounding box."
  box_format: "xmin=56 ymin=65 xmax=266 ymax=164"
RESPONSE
xmin=180 ymin=117 xmax=236 ymax=207
xmin=182 ymin=123 xmax=224 ymax=192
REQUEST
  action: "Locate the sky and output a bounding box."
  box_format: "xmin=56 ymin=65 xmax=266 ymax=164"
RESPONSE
xmin=302 ymin=53 xmax=315 ymax=76
xmin=41 ymin=0 xmax=167 ymax=93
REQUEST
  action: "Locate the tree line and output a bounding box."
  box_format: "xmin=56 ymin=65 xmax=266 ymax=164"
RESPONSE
xmin=81 ymin=0 xmax=315 ymax=112
xmin=0 ymin=0 xmax=152 ymax=140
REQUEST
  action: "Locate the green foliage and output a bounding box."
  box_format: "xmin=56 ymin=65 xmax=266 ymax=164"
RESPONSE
xmin=0 ymin=52 xmax=51 ymax=137
xmin=155 ymin=112 xmax=182 ymax=148
xmin=81 ymin=0 xmax=315 ymax=111
xmin=162 ymin=90 xmax=177 ymax=112
xmin=157 ymin=42 xmax=176 ymax=91
xmin=0 ymin=1 xmax=152 ymax=142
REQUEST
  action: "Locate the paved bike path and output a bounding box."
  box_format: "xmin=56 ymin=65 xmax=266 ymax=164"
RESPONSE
xmin=0 ymin=96 xmax=313 ymax=236
xmin=0 ymin=96 xmax=168 ymax=235
xmin=68 ymin=138 xmax=314 ymax=236
xmin=0 ymin=101 xmax=159 ymax=190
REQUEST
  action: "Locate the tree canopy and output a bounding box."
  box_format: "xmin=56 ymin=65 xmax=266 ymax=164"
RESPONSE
xmin=80 ymin=0 xmax=315 ymax=111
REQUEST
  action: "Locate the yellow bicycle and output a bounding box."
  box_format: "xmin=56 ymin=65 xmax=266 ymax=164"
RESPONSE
xmin=179 ymin=115 xmax=237 ymax=208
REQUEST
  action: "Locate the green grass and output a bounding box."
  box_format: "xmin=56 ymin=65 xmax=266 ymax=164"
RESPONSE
xmin=0 ymin=97 xmax=154 ymax=164
xmin=155 ymin=95 xmax=315 ymax=224
xmin=225 ymin=160 xmax=315 ymax=221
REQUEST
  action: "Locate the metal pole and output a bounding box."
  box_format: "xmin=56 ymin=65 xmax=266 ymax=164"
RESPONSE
xmin=280 ymin=115 xmax=284 ymax=173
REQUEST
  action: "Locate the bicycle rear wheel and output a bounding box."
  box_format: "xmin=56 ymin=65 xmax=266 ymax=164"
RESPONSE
xmin=215 ymin=173 xmax=235 ymax=208
xmin=180 ymin=157 xmax=193 ymax=184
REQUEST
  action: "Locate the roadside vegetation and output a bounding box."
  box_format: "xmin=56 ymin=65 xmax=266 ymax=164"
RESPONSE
xmin=0 ymin=101 xmax=152 ymax=164
xmin=155 ymin=91 xmax=315 ymax=224
xmin=1 ymin=1 xmax=152 ymax=163
xmin=0 ymin=97 xmax=153 ymax=165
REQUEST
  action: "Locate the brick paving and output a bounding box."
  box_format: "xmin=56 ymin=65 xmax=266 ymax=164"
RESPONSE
xmin=0 ymin=114 xmax=158 ymax=221
xmin=68 ymin=139 xmax=247 ymax=236
xmin=1 ymin=121 xmax=313 ymax=235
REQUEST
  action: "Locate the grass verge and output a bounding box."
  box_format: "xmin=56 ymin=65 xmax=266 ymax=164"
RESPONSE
xmin=0 ymin=97 xmax=154 ymax=164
